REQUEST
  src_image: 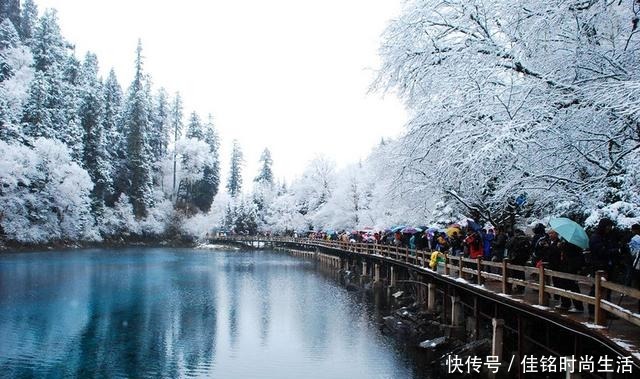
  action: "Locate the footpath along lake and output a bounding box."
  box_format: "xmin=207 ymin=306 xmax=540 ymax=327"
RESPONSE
xmin=0 ymin=247 xmax=431 ymax=378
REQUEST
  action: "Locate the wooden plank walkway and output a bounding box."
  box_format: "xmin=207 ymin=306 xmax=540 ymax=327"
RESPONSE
xmin=214 ymin=236 xmax=640 ymax=362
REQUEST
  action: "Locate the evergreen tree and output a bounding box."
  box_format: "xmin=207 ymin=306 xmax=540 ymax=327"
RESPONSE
xmin=122 ymin=40 xmax=154 ymax=218
xmin=23 ymin=9 xmax=84 ymax=160
xmin=185 ymin=111 xmax=203 ymax=139
xmin=176 ymin=111 xmax=220 ymax=213
xmin=254 ymin=148 xmax=274 ymax=185
xmin=149 ymin=87 xmax=169 ymax=162
xmin=22 ymin=70 xmax=54 ymax=138
xmin=0 ymin=18 xmax=19 ymax=81
xmin=223 ymin=199 xmax=258 ymax=235
xmin=0 ymin=0 xmax=20 ymax=30
xmin=19 ymin=0 xmax=37 ymax=44
xmin=226 ymin=139 xmax=243 ymax=197
xmin=0 ymin=17 xmax=18 ymax=49
xmin=175 ymin=110 xmax=203 ymax=212
xmin=103 ymin=68 xmax=124 ymax=203
xmin=79 ymin=51 xmax=112 ymax=215
xmin=170 ymin=92 xmax=183 ymax=198
xmin=192 ymin=114 xmax=220 ymax=212
xmin=31 ymin=9 xmax=66 ymax=73
xmin=60 ymin=54 xmax=84 ymax=161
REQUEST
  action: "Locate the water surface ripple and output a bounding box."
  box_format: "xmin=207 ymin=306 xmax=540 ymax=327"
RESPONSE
xmin=0 ymin=248 xmax=426 ymax=378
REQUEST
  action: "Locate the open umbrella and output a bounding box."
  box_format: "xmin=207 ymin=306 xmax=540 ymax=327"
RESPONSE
xmin=391 ymin=225 xmax=406 ymax=232
xmin=549 ymin=217 xmax=589 ymax=250
xmin=446 ymin=227 xmax=461 ymax=237
xmin=401 ymin=226 xmax=422 ymax=234
xmin=467 ymin=220 xmax=483 ymax=232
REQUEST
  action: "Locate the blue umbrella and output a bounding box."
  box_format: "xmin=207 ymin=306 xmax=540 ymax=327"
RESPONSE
xmin=549 ymin=217 xmax=589 ymax=250
xmin=391 ymin=225 xmax=406 ymax=232
xmin=467 ymin=220 xmax=482 ymax=232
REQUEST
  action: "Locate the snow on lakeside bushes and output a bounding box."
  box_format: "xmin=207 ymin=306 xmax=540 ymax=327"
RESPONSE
xmin=0 ymin=138 xmax=175 ymax=244
xmin=0 ymin=138 xmax=96 ymax=243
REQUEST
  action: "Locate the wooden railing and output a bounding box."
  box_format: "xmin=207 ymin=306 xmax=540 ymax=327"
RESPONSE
xmin=217 ymin=236 xmax=640 ymax=328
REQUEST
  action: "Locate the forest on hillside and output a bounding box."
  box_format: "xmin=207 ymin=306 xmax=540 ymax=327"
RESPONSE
xmin=1 ymin=0 xmax=639 ymax=246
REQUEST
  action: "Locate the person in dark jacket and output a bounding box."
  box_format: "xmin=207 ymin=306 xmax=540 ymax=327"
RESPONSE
xmin=588 ymin=218 xmax=621 ymax=278
xmin=506 ymin=229 xmax=531 ymax=293
xmin=588 ymin=218 xmax=620 ymax=316
xmin=450 ymin=231 xmax=463 ymax=256
xmin=531 ymin=223 xmax=548 ymax=265
xmin=556 ymin=237 xmax=585 ymax=312
xmin=491 ymin=227 xmax=508 ymax=262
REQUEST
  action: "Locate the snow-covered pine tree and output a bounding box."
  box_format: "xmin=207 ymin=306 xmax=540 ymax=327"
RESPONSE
xmin=79 ymin=51 xmax=112 ymax=215
xmin=192 ymin=113 xmax=220 ymax=212
xmin=0 ymin=0 xmax=20 ymax=31
xmin=122 ymin=40 xmax=154 ymax=218
xmin=23 ymin=10 xmax=84 ymax=160
xmin=0 ymin=17 xmax=32 ymax=139
xmin=185 ymin=111 xmax=203 ymax=139
xmin=176 ymin=111 xmax=220 ymax=213
xmin=170 ymin=91 xmax=183 ymax=199
xmin=149 ymin=87 xmax=169 ymax=162
xmin=31 ymin=9 xmax=66 ymax=73
xmin=21 ymin=70 xmax=54 ymax=138
xmin=0 ymin=18 xmax=19 ymax=80
xmin=19 ymin=0 xmax=37 ymax=44
xmin=226 ymin=139 xmax=243 ymax=198
xmin=148 ymin=87 xmax=170 ymax=189
xmin=176 ymin=111 xmax=204 ymax=211
xmin=252 ymin=147 xmax=274 ymax=228
xmin=254 ymin=148 xmax=274 ymax=185
xmin=102 ymin=68 xmax=124 ymax=204
xmin=60 ymin=54 xmax=84 ymax=161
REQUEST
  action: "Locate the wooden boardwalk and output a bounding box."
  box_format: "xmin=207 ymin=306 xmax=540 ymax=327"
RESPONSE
xmin=213 ymin=236 xmax=640 ymax=364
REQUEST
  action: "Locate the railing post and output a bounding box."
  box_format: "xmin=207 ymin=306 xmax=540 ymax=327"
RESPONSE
xmin=476 ymin=257 xmax=483 ymax=285
xmin=405 ymin=247 xmax=408 ymax=263
xmin=492 ymin=318 xmax=505 ymax=362
xmin=502 ymin=259 xmax=511 ymax=294
xmin=444 ymin=253 xmax=450 ymax=275
xmin=458 ymin=256 xmax=464 ymax=279
xmin=427 ymin=283 xmax=436 ymax=312
xmin=538 ymin=263 xmax=548 ymax=306
xmin=595 ymin=270 xmax=605 ymax=326
xmin=451 ymin=296 xmax=463 ymax=326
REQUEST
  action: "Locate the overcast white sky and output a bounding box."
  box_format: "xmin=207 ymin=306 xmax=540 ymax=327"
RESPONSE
xmin=36 ymin=0 xmax=407 ymax=188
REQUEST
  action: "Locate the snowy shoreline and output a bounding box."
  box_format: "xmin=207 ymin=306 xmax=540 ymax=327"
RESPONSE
xmin=0 ymin=236 xmax=198 ymax=254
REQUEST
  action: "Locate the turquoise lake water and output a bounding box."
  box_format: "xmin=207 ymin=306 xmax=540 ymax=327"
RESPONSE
xmin=0 ymin=248 xmax=428 ymax=378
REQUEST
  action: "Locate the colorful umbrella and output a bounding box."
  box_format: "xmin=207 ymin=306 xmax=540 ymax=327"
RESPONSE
xmin=391 ymin=225 xmax=406 ymax=232
xmin=446 ymin=227 xmax=461 ymax=237
xmin=401 ymin=226 xmax=422 ymax=234
xmin=549 ymin=217 xmax=589 ymax=250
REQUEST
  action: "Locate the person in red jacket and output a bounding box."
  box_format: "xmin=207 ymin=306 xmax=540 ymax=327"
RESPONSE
xmin=464 ymin=230 xmax=484 ymax=259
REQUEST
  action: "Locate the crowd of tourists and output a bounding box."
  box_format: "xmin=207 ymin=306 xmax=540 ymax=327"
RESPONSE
xmin=307 ymin=219 xmax=640 ymax=314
